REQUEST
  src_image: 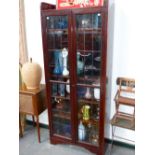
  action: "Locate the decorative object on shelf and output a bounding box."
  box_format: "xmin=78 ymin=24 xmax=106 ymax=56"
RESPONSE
xmin=89 ymin=126 xmax=99 ymax=145
xmin=77 ymin=86 xmax=86 ymax=98
xmin=77 ymin=52 xmax=84 ymax=75
xmin=52 ymin=83 xmax=58 ymax=95
xmin=91 ymin=134 xmax=99 ymax=145
xmin=63 ymin=124 xmax=71 ymax=136
xmin=59 ymin=83 xmax=65 ymax=96
xmin=81 ymin=16 xmax=90 ymax=28
xmin=81 ymin=105 xmax=90 ymax=121
xmin=58 ymin=18 xmax=68 ymax=29
xmin=53 ymin=51 xmax=62 ymax=75
xmin=55 ymin=98 xmax=64 ymax=109
xmin=62 ymin=48 xmax=69 ymax=76
xmin=94 ymin=56 xmax=101 ymax=62
xmin=66 ymin=79 xmax=70 ymax=93
xmin=21 ymin=58 xmax=42 ymax=90
xmin=93 ymin=79 xmax=100 ymax=100
xmin=96 ymin=107 xmax=100 ymax=119
xmin=85 ymin=87 xmax=92 ymax=99
xmin=84 ymin=65 xmax=97 ymax=70
xmin=78 ymin=120 xmax=86 ymax=141
xmin=49 ymin=16 xmax=54 ymax=29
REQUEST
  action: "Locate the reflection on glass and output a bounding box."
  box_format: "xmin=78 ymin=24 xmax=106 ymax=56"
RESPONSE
xmin=53 ymin=119 xmax=71 ymax=137
xmin=76 ymin=13 xmax=101 ymax=29
xmin=52 ymin=91 xmax=71 ymax=138
xmin=76 ymin=13 xmax=102 ymax=83
xmin=47 ymin=16 xmax=68 ymax=29
xmin=47 ymin=15 xmax=68 ymax=50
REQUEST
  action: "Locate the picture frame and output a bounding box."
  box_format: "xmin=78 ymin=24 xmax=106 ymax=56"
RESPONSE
xmin=56 ymin=0 xmax=104 ymax=9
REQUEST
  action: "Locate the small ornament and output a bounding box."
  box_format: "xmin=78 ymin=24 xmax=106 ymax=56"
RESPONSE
xmin=66 ymin=79 xmax=70 ymax=94
xmin=85 ymin=87 xmax=92 ymax=99
xmin=78 ymin=120 xmax=86 ymax=141
xmin=81 ymin=105 xmax=90 ymax=121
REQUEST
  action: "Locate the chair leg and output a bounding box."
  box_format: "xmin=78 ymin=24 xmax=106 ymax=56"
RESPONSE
xmin=36 ymin=116 xmax=41 ymax=143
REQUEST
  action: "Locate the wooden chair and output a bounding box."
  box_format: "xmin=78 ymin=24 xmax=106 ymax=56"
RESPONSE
xmin=111 ymin=77 xmax=135 ymax=130
xmin=110 ymin=77 xmax=135 ymax=154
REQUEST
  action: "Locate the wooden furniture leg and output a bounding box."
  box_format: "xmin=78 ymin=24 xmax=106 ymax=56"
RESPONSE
xmin=36 ymin=116 xmax=41 ymax=143
xmin=19 ymin=114 xmax=23 ymax=137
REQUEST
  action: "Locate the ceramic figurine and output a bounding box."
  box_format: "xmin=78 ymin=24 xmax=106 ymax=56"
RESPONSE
xmin=62 ymin=48 xmax=69 ymax=76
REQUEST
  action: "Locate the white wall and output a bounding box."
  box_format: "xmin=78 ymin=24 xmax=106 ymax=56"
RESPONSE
xmin=24 ymin=0 xmax=135 ymax=144
xmin=24 ymin=0 xmax=56 ymax=84
xmin=106 ymin=0 xmax=135 ymax=144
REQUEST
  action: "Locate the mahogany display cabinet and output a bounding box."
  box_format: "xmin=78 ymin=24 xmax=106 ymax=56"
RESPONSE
xmin=40 ymin=1 xmax=108 ymax=155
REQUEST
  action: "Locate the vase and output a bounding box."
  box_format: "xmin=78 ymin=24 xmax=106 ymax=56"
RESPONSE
xmin=85 ymin=87 xmax=92 ymax=99
xmin=81 ymin=105 xmax=90 ymax=121
xmin=62 ymin=48 xmax=69 ymax=76
xmin=53 ymin=51 xmax=62 ymax=75
xmin=66 ymin=79 xmax=70 ymax=94
xmin=77 ymin=52 xmax=84 ymax=75
xmin=93 ymin=80 xmax=100 ymax=100
xmin=78 ymin=121 xmax=86 ymax=141
xmin=59 ymin=83 xmax=65 ymax=96
xmin=21 ymin=58 xmax=42 ymax=90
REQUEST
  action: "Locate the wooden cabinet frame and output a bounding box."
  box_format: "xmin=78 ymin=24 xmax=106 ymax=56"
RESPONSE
xmin=40 ymin=1 xmax=108 ymax=154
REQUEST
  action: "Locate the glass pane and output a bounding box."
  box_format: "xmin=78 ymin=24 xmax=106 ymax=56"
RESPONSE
xmin=50 ymin=82 xmax=71 ymax=138
xmin=75 ymin=13 xmax=101 ymax=146
xmin=77 ymin=85 xmax=100 ymax=146
xmin=76 ymin=13 xmax=102 ymax=83
xmin=46 ymin=15 xmax=69 ymax=79
xmin=76 ymin=13 xmax=101 ymax=29
xmin=47 ymin=15 xmax=71 ymax=138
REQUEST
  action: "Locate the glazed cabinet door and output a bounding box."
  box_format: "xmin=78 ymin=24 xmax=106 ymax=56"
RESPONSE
xmin=42 ymin=11 xmax=74 ymax=140
xmin=72 ymin=9 xmax=105 ymax=147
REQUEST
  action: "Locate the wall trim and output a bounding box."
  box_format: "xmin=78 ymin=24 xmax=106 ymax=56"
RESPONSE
xmin=26 ymin=120 xmax=135 ymax=149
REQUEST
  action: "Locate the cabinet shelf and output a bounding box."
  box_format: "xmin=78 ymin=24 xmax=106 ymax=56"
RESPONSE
xmin=77 ymin=83 xmax=100 ymax=88
xmin=77 ymin=49 xmax=101 ymax=54
xmin=53 ymin=112 xmax=71 ymax=120
xmin=76 ymin=28 xmax=102 ymax=33
xmin=77 ymin=76 xmax=100 ymax=84
xmin=51 ymin=95 xmax=70 ymax=100
xmin=48 ymin=28 xmax=68 ymax=33
xmin=78 ymin=99 xmax=100 ymax=105
xmin=49 ymin=80 xmax=70 ymax=85
xmin=49 ymin=74 xmax=70 ymax=80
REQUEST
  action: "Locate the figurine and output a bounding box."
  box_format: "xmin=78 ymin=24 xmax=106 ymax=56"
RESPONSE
xmin=62 ymin=48 xmax=69 ymax=76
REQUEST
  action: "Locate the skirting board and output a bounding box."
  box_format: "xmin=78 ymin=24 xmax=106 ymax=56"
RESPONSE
xmin=26 ymin=120 xmax=135 ymax=149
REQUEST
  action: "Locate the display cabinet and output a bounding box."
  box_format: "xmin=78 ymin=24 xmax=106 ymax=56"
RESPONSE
xmin=41 ymin=1 xmax=108 ymax=155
